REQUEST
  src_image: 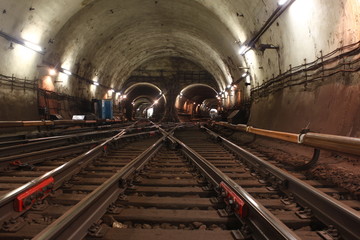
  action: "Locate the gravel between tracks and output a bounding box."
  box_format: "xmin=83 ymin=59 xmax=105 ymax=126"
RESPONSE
xmin=229 ymin=132 xmax=360 ymax=199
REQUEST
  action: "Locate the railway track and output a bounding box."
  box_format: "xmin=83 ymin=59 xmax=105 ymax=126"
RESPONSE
xmin=83 ymin=147 xmax=240 ymax=240
xmin=0 ymin=129 xmax=160 ymax=239
xmin=0 ymin=124 xmax=359 ymax=239
xmin=175 ymin=126 xmax=360 ymax=240
xmin=15 ymin=126 xmax=297 ymax=240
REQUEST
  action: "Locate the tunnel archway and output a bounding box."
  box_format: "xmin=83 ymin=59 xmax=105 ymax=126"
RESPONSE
xmin=122 ymin=57 xmax=219 ymax=122
xmin=121 ymin=83 xmax=166 ymax=121
xmin=176 ymin=84 xmax=219 ymax=121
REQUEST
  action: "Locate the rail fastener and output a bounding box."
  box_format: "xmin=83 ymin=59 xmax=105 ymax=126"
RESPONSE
xmin=220 ymin=181 xmax=247 ymax=218
xmin=14 ymin=177 xmax=54 ymax=212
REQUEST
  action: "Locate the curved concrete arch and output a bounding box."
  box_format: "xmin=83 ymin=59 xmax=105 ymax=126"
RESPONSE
xmin=180 ymin=83 xmax=219 ymax=95
xmin=44 ymin=0 xmax=243 ymax=93
xmin=123 ymin=82 xmax=163 ymax=95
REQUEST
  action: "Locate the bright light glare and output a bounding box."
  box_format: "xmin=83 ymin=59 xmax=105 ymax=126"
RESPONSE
xmin=278 ymin=0 xmax=289 ymax=6
xmin=48 ymin=68 xmax=57 ymax=76
xmin=242 ymin=72 xmax=249 ymax=78
xmin=62 ymin=69 xmax=72 ymax=76
xmin=147 ymin=108 xmax=154 ymax=118
xmin=93 ymin=82 xmax=99 ymax=86
xmin=122 ymin=95 xmax=127 ymax=99
xmin=154 ymin=100 xmax=159 ymax=104
xmin=24 ymin=41 xmax=42 ymax=52
xmin=238 ymin=45 xmax=249 ymax=55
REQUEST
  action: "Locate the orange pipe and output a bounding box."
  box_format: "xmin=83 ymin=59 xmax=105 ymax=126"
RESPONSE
xmin=248 ymin=127 xmax=298 ymax=143
xmin=213 ymin=122 xmax=360 ymax=156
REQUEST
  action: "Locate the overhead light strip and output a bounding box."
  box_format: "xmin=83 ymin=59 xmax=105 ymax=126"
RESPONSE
xmin=0 ymin=31 xmax=44 ymax=54
xmin=239 ymin=0 xmax=296 ymax=55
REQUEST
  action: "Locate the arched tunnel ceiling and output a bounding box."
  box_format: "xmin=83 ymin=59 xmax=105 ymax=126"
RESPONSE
xmin=126 ymin=85 xmax=160 ymax=101
xmin=37 ymin=0 xmax=270 ymax=91
xmin=0 ymin=0 xmax=283 ymax=93
xmin=181 ymin=85 xmax=217 ymax=104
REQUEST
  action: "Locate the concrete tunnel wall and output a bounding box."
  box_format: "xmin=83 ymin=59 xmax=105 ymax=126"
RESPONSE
xmin=0 ymin=0 xmax=358 ymax=136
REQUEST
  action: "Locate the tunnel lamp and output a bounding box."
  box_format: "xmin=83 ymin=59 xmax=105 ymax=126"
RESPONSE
xmin=61 ymin=69 xmax=72 ymax=76
xmin=48 ymin=68 xmax=57 ymax=76
xmin=238 ymin=45 xmax=250 ymax=55
xmin=122 ymin=95 xmax=127 ymax=99
xmin=23 ymin=41 xmax=43 ymax=52
xmin=278 ymin=0 xmax=289 ymax=6
xmin=154 ymin=100 xmax=159 ymax=104
xmin=109 ymin=89 xmax=115 ymax=93
xmin=0 ymin=31 xmax=44 ymax=54
xmin=242 ymin=72 xmax=249 ymax=78
xmin=193 ymin=102 xmax=196 ymax=105
xmin=93 ymin=82 xmax=99 ymax=86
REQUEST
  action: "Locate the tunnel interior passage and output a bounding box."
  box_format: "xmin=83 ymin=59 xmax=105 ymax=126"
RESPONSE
xmin=0 ymin=0 xmax=358 ymax=136
xmin=176 ymin=84 xmax=219 ymax=121
xmin=122 ymin=83 xmax=165 ymax=121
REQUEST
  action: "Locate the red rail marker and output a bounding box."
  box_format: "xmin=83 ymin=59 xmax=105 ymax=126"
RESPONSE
xmin=10 ymin=160 xmax=22 ymax=166
xmin=14 ymin=177 xmax=54 ymax=212
xmin=220 ymin=181 xmax=247 ymax=217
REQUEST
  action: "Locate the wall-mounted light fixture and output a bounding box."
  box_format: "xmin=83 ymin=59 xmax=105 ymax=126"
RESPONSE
xmin=61 ymin=69 xmax=72 ymax=76
xmin=278 ymin=0 xmax=290 ymax=6
xmin=48 ymin=68 xmax=57 ymax=76
xmin=0 ymin=31 xmax=44 ymax=54
xmin=258 ymin=44 xmax=279 ymax=52
xmin=93 ymin=81 xmax=99 ymax=86
xmin=237 ymin=0 xmax=295 ymax=56
xmin=242 ymin=72 xmax=249 ymax=78
xmin=239 ymin=45 xmax=250 ymax=55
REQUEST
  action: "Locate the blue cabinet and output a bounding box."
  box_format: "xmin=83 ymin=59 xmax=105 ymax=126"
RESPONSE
xmin=98 ymin=100 xmax=113 ymax=119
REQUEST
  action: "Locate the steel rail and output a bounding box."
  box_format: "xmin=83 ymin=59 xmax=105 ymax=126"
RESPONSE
xmin=0 ymin=122 xmax=151 ymax=224
xmin=0 ymin=127 xmax=123 ymax=146
xmin=0 ymin=128 xmax=123 ymax=157
xmin=32 ymin=136 xmax=165 ymax=240
xmin=167 ymin=134 xmax=300 ymax=240
xmin=0 ymin=139 xmax=102 ymax=171
xmin=212 ymin=122 xmax=360 ymax=156
xmin=0 ymin=119 xmax=125 ymax=128
xmin=203 ymin=126 xmax=360 ymax=240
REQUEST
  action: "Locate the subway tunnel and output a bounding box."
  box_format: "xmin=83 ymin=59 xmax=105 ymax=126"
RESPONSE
xmin=0 ymin=0 xmax=359 ymax=239
xmin=0 ymin=0 xmax=357 ymax=136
